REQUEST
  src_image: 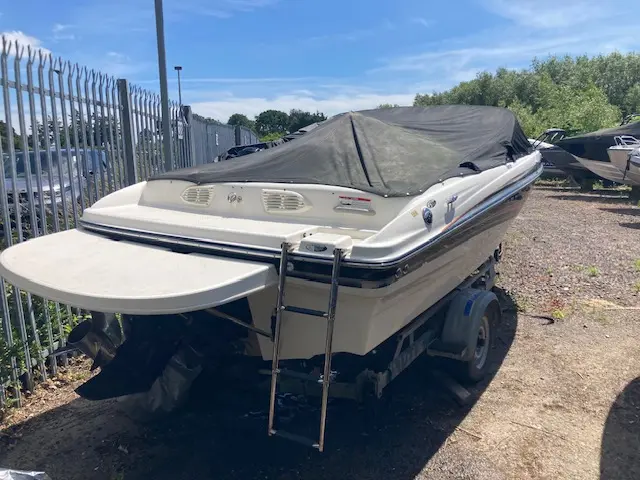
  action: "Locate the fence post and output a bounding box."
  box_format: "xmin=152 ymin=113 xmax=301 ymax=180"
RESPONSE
xmin=183 ymin=105 xmax=197 ymax=167
xmin=234 ymin=125 xmax=242 ymax=146
xmin=117 ymin=79 xmax=138 ymax=185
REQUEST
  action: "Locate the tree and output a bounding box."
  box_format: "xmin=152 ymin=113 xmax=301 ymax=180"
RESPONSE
xmin=377 ymin=103 xmax=401 ymax=108
xmin=0 ymin=121 xmax=23 ymax=152
xmin=287 ymin=109 xmax=326 ymax=133
xmin=260 ymin=132 xmax=284 ymax=142
xmin=623 ymin=84 xmax=640 ymax=115
xmin=413 ymin=52 xmax=640 ymax=137
xmin=227 ymin=113 xmax=255 ymax=130
xmin=254 ymin=109 xmax=289 ymax=136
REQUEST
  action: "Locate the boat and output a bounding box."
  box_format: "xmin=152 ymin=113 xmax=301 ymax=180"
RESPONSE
xmin=607 ymin=135 xmax=640 ymax=185
xmin=555 ymin=115 xmax=640 ymax=185
xmin=282 ymin=121 xmax=322 ymax=142
xmin=529 ymin=128 xmax=603 ymax=186
xmin=217 ymin=138 xmax=285 ymax=161
xmin=0 ymin=105 xmax=542 ymax=450
xmin=217 ymin=122 xmax=323 ymax=162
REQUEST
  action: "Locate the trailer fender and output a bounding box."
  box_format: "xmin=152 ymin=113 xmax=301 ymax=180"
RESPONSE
xmin=439 ymin=288 xmax=501 ymax=363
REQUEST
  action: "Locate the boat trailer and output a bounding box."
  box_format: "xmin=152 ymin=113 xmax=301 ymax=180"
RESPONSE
xmin=61 ymin=243 xmax=503 ymax=453
xmin=259 ymin=243 xmax=502 ymax=452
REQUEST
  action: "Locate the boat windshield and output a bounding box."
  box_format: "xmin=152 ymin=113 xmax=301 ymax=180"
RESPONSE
xmin=2 ymin=151 xmax=76 ymax=177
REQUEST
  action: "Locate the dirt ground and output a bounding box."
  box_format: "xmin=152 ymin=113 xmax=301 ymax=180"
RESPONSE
xmin=1 ymin=185 xmax=639 ymax=480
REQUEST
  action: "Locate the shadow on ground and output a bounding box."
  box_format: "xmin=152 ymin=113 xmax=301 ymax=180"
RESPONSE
xmin=1 ymin=288 xmax=519 ymax=480
xmin=619 ymin=222 xmax=640 ymax=230
xmin=549 ymin=194 xmax=631 ymax=204
xmin=600 ymin=377 xmax=640 ymax=480
xmin=599 ymin=208 xmax=640 ymax=217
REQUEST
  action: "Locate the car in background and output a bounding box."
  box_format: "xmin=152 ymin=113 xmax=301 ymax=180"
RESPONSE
xmin=2 ymin=148 xmax=108 ymax=215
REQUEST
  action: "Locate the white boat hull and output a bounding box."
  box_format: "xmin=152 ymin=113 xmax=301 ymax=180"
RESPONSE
xmin=249 ymin=208 xmax=516 ymax=359
xmin=573 ymin=155 xmax=634 ymax=184
xmin=608 ymin=148 xmax=640 ymax=186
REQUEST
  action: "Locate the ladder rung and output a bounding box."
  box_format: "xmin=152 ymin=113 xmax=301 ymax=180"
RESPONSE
xmin=283 ymin=305 xmax=327 ymax=317
xmin=270 ymin=429 xmax=320 ymax=449
xmin=278 ymin=368 xmax=323 ymax=383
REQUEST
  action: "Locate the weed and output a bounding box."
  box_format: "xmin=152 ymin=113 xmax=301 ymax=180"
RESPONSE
xmin=634 ymin=281 xmax=640 ymax=294
xmin=536 ymin=178 xmax=570 ymax=187
xmin=512 ymin=293 xmax=532 ymax=313
xmin=634 ymin=259 xmax=640 ymax=272
xmin=548 ymin=297 xmax=568 ymax=320
xmin=593 ymin=180 xmax=605 ymax=190
xmin=597 ymin=314 xmax=611 ymax=325
xmin=545 ymin=267 xmax=553 ymax=276
xmin=586 ymin=266 xmax=600 ymax=277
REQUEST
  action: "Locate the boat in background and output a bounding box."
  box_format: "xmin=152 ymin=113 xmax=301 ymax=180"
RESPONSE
xmin=608 ymin=135 xmax=640 ymax=185
xmin=530 ymin=129 xmax=606 ymax=187
xmin=555 ymin=114 xmax=640 ymax=185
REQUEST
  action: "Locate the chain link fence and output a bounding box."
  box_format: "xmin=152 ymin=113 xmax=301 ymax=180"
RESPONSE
xmin=0 ymin=35 xmax=258 ymax=409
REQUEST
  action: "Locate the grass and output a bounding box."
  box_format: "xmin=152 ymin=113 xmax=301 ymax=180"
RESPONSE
xmin=594 ymin=311 xmax=612 ymax=326
xmin=634 ymin=281 xmax=640 ymax=294
xmin=574 ymin=264 xmax=601 ymax=277
xmin=548 ymin=297 xmax=568 ymax=320
xmin=536 ymin=177 xmax=570 ymax=187
xmin=593 ymin=180 xmax=605 ymax=190
xmin=586 ymin=266 xmax=600 ymax=277
xmin=508 ymin=291 xmax=532 ymax=313
xmin=634 ymin=259 xmax=640 ymax=272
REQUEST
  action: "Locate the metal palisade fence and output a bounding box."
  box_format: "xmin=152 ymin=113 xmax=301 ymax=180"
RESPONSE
xmin=0 ymin=35 xmax=259 ymax=408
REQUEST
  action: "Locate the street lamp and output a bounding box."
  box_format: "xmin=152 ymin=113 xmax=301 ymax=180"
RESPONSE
xmin=174 ymin=66 xmax=183 ymax=107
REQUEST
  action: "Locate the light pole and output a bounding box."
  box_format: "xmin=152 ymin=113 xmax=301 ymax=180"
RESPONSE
xmin=154 ymin=0 xmax=172 ymax=172
xmin=174 ymin=65 xmax=183 ymax=107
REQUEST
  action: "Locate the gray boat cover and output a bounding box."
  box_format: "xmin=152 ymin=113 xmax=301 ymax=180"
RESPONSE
xmin=152 ymin=105 xmax=531 ymax=197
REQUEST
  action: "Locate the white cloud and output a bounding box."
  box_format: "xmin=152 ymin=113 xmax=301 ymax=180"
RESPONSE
xmin=167 ymin=0 xmax=279 ymax=19
xmin=293 ymin=21 xmax=395 ymax=47
xmin=102 ymin=51 xmax=149 ymax=77
xmin=411 ymin=17 xmax=433 ymax=28
xmin=0 ymin=31 xmax=51 ymax=56
xmin=480 ymin=0 xmax=614 ymax=29
xmin=137 ymin=76 xmax=328 ymax=85
xmin=370 ymin=4 xmax=638 ymax=86
xmin=371 ymin=34 xmax=590 ymax=74
xmin=190 ymin=92 xmax=415 ymax=122
xmin=52 ymin=23 xmax=75 ymax=41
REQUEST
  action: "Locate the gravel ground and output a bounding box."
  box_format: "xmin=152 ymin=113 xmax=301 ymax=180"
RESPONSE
xmin=1 ymin=185 xmax=639 ymax=480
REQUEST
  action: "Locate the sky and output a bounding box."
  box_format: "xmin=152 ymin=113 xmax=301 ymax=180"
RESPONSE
xmin=0 ymin=0 xmax=638 ymax=123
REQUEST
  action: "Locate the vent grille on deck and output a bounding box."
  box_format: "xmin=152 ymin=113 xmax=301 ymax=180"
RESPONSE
xmin=262 ymin=189 xmax=306 ymax=213
xmin=180 ymin=186 xmax=214 ymax=206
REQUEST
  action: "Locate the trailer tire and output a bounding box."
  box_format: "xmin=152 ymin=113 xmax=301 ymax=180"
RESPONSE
xmin=457 ymin=301 xmax=500 ymax=383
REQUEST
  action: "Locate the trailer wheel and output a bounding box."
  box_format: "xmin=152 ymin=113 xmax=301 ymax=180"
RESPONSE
xmin=459 ymin=302 xmax=499 ymax=383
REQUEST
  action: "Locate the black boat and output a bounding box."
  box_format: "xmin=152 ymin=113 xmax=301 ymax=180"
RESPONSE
xmin=530 ymin=128 xmax=604 ymax=186
xmin=554 ymin=114 xmax=640 ymax=185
